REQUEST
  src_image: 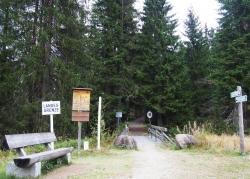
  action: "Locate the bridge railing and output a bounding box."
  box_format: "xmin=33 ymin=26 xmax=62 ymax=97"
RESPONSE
xmin=148 ymin=125 xmax=175 ymax=144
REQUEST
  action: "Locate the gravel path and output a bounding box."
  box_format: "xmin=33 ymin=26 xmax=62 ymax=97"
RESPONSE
xmin=131 ymin=136 xmax=171 ymax=179
xmin=131 ymin=135 xmax=250 ymax=179
xmin=44 ymin=118 xmax=250 ymax=179
xmin=44 ymin=135 xmax=250 ymax=179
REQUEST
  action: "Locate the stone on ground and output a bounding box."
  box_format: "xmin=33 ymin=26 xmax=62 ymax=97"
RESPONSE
xmin=114 ymin=135 xmax=137 ymax=149
xmin=175 ymin=134 xmax=197 ymax=149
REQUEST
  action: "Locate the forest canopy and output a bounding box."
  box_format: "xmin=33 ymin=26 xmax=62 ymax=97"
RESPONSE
xmin=1 ymin=0 xmax=250 ymax=138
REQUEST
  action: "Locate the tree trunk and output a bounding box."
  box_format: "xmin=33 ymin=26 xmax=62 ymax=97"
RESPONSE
xmin=32 ymin=0 xmax=39 ymax=45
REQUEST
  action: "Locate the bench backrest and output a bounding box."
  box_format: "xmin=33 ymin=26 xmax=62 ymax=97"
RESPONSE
xmin=3 ymin=132 xmax=56 ymax=150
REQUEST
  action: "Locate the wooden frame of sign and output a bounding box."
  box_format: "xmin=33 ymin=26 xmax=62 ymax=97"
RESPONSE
xmin=72 ymin=88 xmax=92 ymax=122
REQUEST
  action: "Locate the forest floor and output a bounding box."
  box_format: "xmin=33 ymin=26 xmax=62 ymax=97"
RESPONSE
xmin=44 ymin=120 xmax=250 ymax=179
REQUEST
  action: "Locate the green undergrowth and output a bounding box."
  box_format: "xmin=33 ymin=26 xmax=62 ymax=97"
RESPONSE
xmin=0 ymin=150 xmax=15 ymax=179
xmin=42 ymin=157 xmax=68 ymax=175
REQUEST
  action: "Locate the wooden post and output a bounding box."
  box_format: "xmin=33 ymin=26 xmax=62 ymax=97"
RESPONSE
xmin=77 ymin=122 xmax=82 ymax=156
xmin=237 ymin=86 xmax=245 ymax=154
xmin=97 ymin=97 xmax=102 ymax=150
xmin=117 ymin=117 xmax=120 ymax=128
xmin=50 ymin=114 xmax=54 ymax=150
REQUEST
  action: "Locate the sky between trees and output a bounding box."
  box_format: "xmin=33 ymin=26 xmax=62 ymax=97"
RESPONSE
xmin=136 ymin=0 xmax=221 ymax=39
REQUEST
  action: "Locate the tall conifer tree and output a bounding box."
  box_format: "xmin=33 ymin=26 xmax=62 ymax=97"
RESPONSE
xmin=212 ymin=0 xmax=250 ymax=120
xmin=137 ymin=0 xmax=190 ymax=125
xmin=90 ymin=0 xmax=138 ymax=126
xmin=184 ymin=9 xmax=211 ymax=120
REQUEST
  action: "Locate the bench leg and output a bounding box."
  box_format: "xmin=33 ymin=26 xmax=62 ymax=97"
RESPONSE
xmin=65 ymin=153 xmax=71 ymax=164
xmin=6 ymin=161 xmax=41 ymax=178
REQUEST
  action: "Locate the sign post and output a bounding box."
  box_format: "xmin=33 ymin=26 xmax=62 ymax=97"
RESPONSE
xmin=97 ymin=97 xmax=102 ymax=150
xmin=42 ymin=101 xmax=61 ymax=150
xmin=72 ymin=88 xmax=92 ymax=156
xmin=147 ymin=111 xmax=153 ymax=125
xmin=230 ymin=86 xmax=247 ymax=154
xmin=116 ymin=112 xmax=122 ymax=128
xmin=237 ymin=86 xmax=245 ymax=154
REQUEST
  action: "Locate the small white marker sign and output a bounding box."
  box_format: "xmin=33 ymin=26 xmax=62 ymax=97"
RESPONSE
xmin=116 ymin=112 xmax=122 ymax=118
xmin=42 ymin=101 xmax=61 ymax=115
xmin=235 ymin=95 xmax=247 ymax=103
xmin=230 ymin=90 xmax=240 ymax=98
xmin=147 ymin=111 xmax=153 ymax=119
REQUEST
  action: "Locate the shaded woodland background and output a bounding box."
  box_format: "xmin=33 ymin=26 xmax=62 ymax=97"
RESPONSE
xmin=1 ymin=0 xmax=250 ymax=138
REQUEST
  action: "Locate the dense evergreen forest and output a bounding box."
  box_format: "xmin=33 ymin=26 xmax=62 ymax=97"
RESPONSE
xmin=1 ymin=0 xmax=250 ymax=138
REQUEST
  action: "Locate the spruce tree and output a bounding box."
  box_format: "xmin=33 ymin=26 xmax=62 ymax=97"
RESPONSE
xmin=137 ymin=0 xmax=190 ymax=125
xmin=0 ymin=0 xmax=90 ymax=137
xmin=90 ymin=0 xmax=138 ymax=127
xmin=184 ymin=9 xmax=212 ymax=120
xmin=212 ymin=0 xmax=250 ymax=121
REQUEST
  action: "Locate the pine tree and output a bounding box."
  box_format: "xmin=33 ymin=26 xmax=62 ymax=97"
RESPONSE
xmin=0 ymin=0 xmax=90 ymax=137
xmin=90 ymin=0 xmax=138 ymax=127
xmin=0 ymin=1 xmax=30 ymax=135
xmin=212 ymin=0 xmax=250 ymax=120
xmin=184 ymin=9 xmax=212 ymax=120
xmin=137 ymin=0 xmax=190 ymax=126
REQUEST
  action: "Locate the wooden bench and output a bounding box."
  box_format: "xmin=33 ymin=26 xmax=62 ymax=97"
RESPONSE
xmin=3 ymin=132 xmax=73 ymax=178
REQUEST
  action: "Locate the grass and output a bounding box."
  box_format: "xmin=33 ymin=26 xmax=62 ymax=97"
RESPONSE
xmin=172 ymin=148 xmax=250 ymax=178
xmin=0 ymin=151 xmax=15 ymax=179
xmin=67 ymin=149 xmax=133 ymax=179
xmin=175 ymin=121 xmax=250 ymax=155
xmin=195 ymin=133 xmax=250 ymax=154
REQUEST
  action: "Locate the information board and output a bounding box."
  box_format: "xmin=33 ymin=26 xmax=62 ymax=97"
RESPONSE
xmin=72 ymin=89 xmax=91 ymax=111
xmin=72 ymin=88 xmax=92 ymax=122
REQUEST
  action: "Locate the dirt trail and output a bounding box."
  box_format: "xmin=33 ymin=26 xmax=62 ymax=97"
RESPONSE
xmin=129 ymin=119 xmax=250 ymax=179
xmin=131 ymin=135 xmax=250 ymax=179
xmin=45 ymin=119 xmax=250 ymax=178
xmin=131 ymin=136 xmax=171 ymax=179
xmin=129 ymin=119 xmax=174 ymax=179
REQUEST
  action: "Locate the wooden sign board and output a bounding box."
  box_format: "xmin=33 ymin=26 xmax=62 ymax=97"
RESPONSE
xmin=72 ymin=88 xmax=92 ymax=122
xmin=72 ymin=111 xmax=90 ymax=122
xmin=235 ymin=95 xmax=247 ymax=103
xmin=72 ymin=89 xmax=91 ymax=111
xmin=230 ymin=90 xmax=240 ymax=98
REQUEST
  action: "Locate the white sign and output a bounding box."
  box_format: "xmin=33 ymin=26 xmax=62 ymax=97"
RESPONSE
xmin=230 ymin=90 xmax=240 ymax=98
xmin=235 ymin=95 xmax=247 ymax=103
xmin=116 ymin=112 xmax=122 ymax=118
xmin=42 ymin=101 xmax=61 ymax=115
xmin=147 ymin=111 xmax=153 ymax=119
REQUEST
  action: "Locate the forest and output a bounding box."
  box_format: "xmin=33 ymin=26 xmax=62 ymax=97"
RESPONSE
xmin=1 ymin=0 xmax=250 ymax=138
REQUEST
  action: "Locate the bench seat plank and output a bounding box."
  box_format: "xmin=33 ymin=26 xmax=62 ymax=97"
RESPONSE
xmin=14 ymin=147 xmax=73 ymax=168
